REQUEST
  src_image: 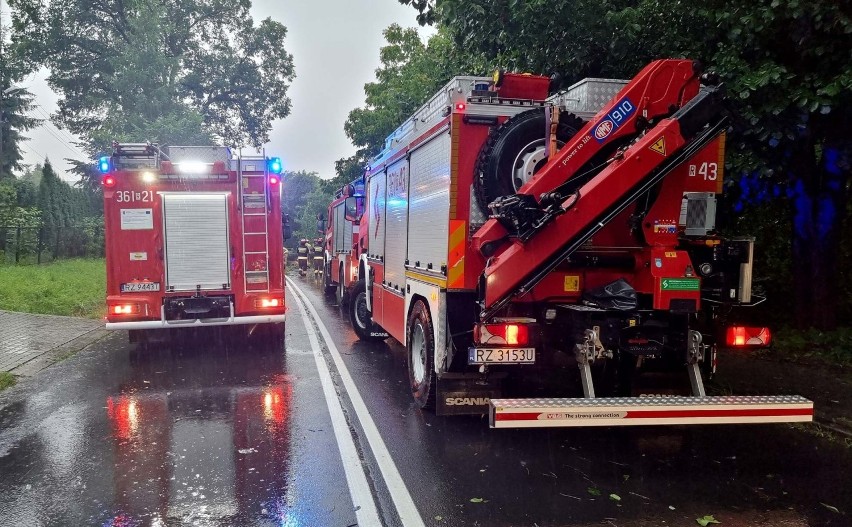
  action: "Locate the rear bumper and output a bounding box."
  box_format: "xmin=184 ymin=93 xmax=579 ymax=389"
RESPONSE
xmin=490 ymin=395 xmax=813 ymax=428
xmin=106 ymin=313 xmax=285 ymax=330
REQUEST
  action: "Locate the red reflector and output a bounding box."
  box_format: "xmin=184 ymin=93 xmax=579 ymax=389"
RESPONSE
xmin=726 ymin=326 xmax=772 ymax=348
xmin=102 ymin=175 xmax=116 ymax=187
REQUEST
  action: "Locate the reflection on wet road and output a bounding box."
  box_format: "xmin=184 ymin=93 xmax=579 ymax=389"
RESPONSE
xmin=1 ymin=273 xmax=851 ymax=526
xmin=0 ymin=298 xmax=353 ymax=526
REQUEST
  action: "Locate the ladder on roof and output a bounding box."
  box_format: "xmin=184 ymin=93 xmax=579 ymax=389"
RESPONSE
xmin=238 ymin=153 xmax=271 ymax=293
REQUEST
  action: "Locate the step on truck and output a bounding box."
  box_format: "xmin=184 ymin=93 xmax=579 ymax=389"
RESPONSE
xmin=101 ymin=144 xmax=288 ymax=342
xmin=342 ymin=59 xmax=813 ymax=428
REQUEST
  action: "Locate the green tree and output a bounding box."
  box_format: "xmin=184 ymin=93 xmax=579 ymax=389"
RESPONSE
xmin=8 ymin=0 xmax=295 ymax=151
xmin=0 ymin=17 xmax=40 ymax=181
xmin=281 ymin=170 xmax=320 ymax=245
xmin=295 ymin=183 xmax=336 ymax=248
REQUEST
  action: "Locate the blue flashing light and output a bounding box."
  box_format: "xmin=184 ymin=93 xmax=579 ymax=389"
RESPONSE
xmin=268 ymin=157 xmax=283 ymax=174
xmin=98 ymin=156 xmax=111 ymax=173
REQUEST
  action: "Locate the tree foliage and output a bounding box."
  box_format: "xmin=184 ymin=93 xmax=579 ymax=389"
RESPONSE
xmin=0 ymin=21 xmax=41 ymax=180
xmin=281 ymin=170 xmax=335 ymax=249
xmin=8 ymin=0 xmax=295 ymax=151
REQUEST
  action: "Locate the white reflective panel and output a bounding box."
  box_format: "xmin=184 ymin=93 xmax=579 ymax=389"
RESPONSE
xmin=383 ymin=160 xmax=409 ymax=289
xmin=162 ymin=193 xmax=230 ymax=291
xmin=408 ymin=133 xmax=450 ymax=273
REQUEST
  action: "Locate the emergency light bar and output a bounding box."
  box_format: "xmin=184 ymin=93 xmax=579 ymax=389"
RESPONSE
xmin=177 ymin=161 xmax=208 ymax=173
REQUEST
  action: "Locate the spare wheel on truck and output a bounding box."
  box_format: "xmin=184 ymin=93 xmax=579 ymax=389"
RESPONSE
xmin=474 ymin=108 xmax=583 ymax=211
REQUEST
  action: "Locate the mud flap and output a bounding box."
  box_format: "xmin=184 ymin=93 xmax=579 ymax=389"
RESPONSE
xmin=435 ymin=372 xmax=506 ymax=416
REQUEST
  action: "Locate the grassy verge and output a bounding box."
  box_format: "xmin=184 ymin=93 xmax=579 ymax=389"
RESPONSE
xmin=0 ymin=258 xmax=106 ymax=319
xmin=771 ymin=327 xmax=852 ymax=366
xmin=0 ymin=372 xmax=16 ymax=392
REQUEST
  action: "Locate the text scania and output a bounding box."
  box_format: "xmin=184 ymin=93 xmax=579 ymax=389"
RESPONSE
xmin=445 ymin=397 xmax=490 ymax=406
xmin=593 ymin=97 xmax=636 ymax=143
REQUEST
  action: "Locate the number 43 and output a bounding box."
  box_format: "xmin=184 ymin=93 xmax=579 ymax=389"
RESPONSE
xmin=689 ymin=162 xmax=718 ymax=180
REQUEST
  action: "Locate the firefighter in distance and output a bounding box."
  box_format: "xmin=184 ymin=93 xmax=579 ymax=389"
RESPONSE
xmin=297 ymin=238 xmax=310 ymax=277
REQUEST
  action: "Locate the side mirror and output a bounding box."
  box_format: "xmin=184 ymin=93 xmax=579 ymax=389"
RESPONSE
xmin=317 ymin=218 xmax=326 ymax=233
xmin=344 ymin=196 xmax=364 ymax=222
xmin=283 ymin=214 xmax=293 ymax=241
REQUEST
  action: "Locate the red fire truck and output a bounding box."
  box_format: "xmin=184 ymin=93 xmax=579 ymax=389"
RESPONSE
xmin=322 ymin=180 xmax=361 ymax=301
xmin=101 ymin=144 xmax=287 ymax=342
xmin=342 ymin=60 xmax=813 ymax=427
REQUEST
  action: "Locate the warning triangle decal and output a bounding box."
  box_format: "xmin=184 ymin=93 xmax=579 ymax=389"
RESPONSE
xmin=649 ymin=136 xmax=666 ymax=156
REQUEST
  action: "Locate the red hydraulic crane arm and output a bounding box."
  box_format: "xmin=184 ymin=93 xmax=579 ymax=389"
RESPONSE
xmin=472 ymin=59 xmax=702 ymax=255
xmin=479 ymin=84 xmax=727 ymax=317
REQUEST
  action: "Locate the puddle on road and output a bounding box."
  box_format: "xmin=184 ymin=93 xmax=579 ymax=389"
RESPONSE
xmin=0 ymin=334 xmax=308 ymax=526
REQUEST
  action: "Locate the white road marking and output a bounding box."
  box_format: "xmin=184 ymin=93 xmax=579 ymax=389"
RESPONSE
xmin=288 ymin=278 xmax=426 ymax=527
xmin=287 ymin=283 xmax=382 ymax=527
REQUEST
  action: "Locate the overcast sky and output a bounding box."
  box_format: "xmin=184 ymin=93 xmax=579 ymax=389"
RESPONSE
xmin=0 ymin=0 xmax=434 ymax=181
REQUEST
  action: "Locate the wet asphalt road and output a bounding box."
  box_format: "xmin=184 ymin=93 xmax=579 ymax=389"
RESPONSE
xmin=1 ymin=275 xmax=852 ymax=526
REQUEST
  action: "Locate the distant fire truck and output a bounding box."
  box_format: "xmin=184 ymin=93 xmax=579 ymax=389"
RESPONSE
xmin=101 ymin=144 xmax=287 ymax=342
xmin=337 ymin=60 xmax=813 ymax=427
xmin=322 ymin=180 xmax=361 ymax=298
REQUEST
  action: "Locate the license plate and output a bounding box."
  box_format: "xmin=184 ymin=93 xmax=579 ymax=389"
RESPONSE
xmin=121 ymin=282 xmax=160 ymax=292
xmin=468 ymin=347 xmax=535 ymax=365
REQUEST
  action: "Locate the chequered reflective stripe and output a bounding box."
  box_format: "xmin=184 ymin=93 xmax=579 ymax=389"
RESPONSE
xmin=490 ymin=395 xmax=814 ymax=427
xmin=447 ymin=220 xmax=466 ymax=288
xmin=495 ymin=407 xmax=814 ymax=422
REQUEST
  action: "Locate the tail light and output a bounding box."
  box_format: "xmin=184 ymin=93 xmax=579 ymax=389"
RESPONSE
xmin=102 ymin=175 xmax=116 ymax=188
xmin=726 ymin=326 xmax=772 ymax=348
xmin=256 ymin=297 xmax=284 ymax=308
xmin=110 ymin=303 xmax=140 ymax=315
xmin=475 ymin=323 xmax=529 ymax=346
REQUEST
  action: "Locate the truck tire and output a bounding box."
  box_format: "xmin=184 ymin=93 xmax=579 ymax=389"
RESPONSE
xmin=323 ymin=260 xmax=337 ymax=297
xmin=266 ymin=322 xmax=286 ymax=350
xmin=128 ymin=329 xmax=150 ymax=351
xmin=349 ymin=280 xmax=387 ymax=342
xmin=406 ymin=299 xmax=436 ymax=409
xmin=336 ymin=266 xmax=346 ymax=305
xmin=474 ymin=109 xmax=583 ymax=211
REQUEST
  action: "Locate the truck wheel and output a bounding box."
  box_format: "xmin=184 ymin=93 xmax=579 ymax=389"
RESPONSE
xmin=349 ymin=280 xmax=386 ymax=342
xmin=267 ymin=322 xmax=286 ymax=350
xmin=336 ymin=267 xmax=346 ymax=305
xmin=474 ymin=109 xmax=583 ymax=211
xmin=407 ymin=299 xmax=436 ymax=409
xmin=128 ymin=329 xmax=150 ymax=350
xmin=323 ymin=260 xmax=337 ymax=296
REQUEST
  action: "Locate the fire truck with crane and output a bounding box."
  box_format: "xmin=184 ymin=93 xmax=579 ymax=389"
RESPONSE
xmin=339 ymin=59 xmax=813 ymax=428
xmin=100 ymin=143 xmax=288 ymax=343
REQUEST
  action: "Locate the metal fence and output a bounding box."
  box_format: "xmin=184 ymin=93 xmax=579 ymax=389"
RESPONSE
xmin=0 ymin=224 xmax=105 ymax=264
